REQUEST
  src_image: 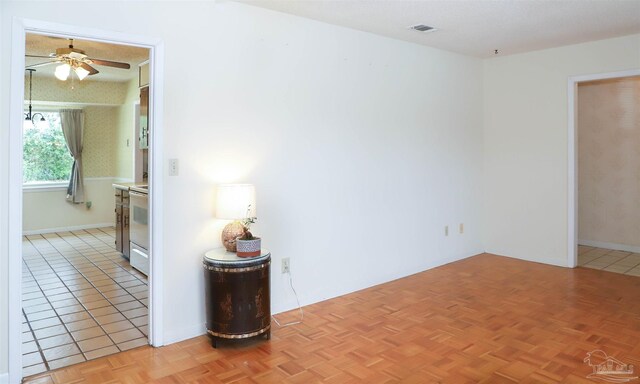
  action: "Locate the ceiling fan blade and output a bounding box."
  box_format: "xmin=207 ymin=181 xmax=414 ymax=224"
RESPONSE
xmin=26 ymin=61 xmax=57 ymax=69
xmin=79 ymin=62 xmax=99 ymax=75
xmin=88 ymin=58 xmax=130 ymax=69
xmin=26 ymin=54 xmax=56 ymax=59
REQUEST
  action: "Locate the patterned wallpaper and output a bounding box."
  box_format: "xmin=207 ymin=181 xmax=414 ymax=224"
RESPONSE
xmin=26 ymin=75 xmax=127 ymax=105
xmin=578 ymin=77 xmax=640 ymax=247
xmin=83 ymin=106 xmax=118 ymax=177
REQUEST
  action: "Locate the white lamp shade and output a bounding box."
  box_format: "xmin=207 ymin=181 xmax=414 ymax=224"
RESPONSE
xmin=215 ymin=184 xmax=256 ymax=220
xmin=75 ymin=66 xmax=90 ymax=81
xmin=54 ymin=64 xmax=71 ymax=81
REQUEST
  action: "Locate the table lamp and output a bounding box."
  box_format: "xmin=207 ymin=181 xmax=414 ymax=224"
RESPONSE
xmin=215 ymin=184 xmax=256 ymax=252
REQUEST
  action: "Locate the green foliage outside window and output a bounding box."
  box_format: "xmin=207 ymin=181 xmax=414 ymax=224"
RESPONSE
xmin=23 ymin=112 xmax=73 ymax=184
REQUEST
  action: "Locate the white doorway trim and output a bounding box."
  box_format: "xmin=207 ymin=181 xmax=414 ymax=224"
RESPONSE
xmin=566 ymin=68 xmax=640 ymax=268
xmin=9 ymin=18 xmax=165 ymax=383
xmin=133 ymin=101 xmax=143 ymax=183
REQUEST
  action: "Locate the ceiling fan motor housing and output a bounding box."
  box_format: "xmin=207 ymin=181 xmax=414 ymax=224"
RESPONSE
xmin=56 ymin=47 xmax=87 ymax=59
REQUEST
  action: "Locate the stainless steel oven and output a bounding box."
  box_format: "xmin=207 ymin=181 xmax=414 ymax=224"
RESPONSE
xmin=129 ymin=186 xmax=149 ymax=275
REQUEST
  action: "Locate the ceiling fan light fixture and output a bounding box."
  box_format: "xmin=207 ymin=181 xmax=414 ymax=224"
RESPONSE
xmin=75 ymin=66 xmax=90 ymax=81
xmin=54 ymin=63 xmax=71 ymax=81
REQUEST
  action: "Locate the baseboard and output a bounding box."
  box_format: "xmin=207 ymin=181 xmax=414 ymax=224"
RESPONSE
xmin=0 ymin=372 xmax=8 ymax=384
xmin=579 ymin=239 xmax=640 ymax=254
xmin=23 ymin=222 xmax=113 ymax=236
xmin=163 ymin=322 xmax=206 ymax=346
xmin=272 ymin=248 xmax=482 ymax=315
xmin=423 ymin=249 xmax=479 ymax=270
xmin=485 ymin=249 xmax=568 ymax=268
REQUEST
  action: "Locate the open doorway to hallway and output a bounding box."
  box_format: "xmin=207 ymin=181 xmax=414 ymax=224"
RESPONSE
xmin=575 ymin=75 xmax=640 ymax=276
xmin=20 ymin=33 xmax=151 ymax=377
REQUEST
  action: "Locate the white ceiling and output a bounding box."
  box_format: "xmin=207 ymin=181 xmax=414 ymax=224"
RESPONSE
xmin=234 ymin=0 xmax=640 ymax=58
xmin=26 ymin=34 xmax=149 ymax=82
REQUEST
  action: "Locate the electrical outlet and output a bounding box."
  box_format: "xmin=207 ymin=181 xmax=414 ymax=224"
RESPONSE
xmin=282 ymin=258 xmax=290 ymax=274
xmin=445 ymin=226 xmax=449 ymax=236
xmin=459 ymin=223 xmax=464 ymax=234
xmin=168 ymin=158 xmax=179 ymax=176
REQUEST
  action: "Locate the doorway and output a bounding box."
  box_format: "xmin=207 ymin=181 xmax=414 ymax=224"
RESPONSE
xmin=567 ymin=69 xmax=640 ymax=270
xmin=21 ymin=33 xmax=150 ymax=376
xmin=575 ymin=75 xmax=640 ymax=275
xmin=9 ymin=19 xmax=165 ymax=384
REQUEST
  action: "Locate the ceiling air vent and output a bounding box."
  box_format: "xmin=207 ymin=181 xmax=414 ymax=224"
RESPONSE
xmin=408 ymin=24 xmax=436 ymax=33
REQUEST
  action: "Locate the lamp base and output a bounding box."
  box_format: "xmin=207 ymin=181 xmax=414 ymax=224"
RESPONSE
xmin=221 ymin=221 xmax=245 ymax=252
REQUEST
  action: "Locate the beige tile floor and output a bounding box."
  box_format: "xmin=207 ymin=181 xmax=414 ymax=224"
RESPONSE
xmin=578 ymin=244 xmax=640 ymax=276
xmin=22 ymin=228 xmax=149 ymax=377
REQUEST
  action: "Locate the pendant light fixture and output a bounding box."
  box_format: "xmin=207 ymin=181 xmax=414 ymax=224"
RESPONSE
xmin=25 ymin=69 xmax=46 ymax=127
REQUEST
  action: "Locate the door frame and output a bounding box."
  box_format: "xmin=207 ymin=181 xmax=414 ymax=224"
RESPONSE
xmin=9 ymin=18 xmax=165 ymax=383
xmin=133 ymin=101 xmax=143 ymax=183
xmin=566 ymin=68 xmax=640 ymax=268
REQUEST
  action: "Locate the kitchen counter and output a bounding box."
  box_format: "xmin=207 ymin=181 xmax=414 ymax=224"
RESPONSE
xmin=113 ymin=182 xmax=148 ymax=191
xmin=129 ymin=185 xmax=148 ymax=194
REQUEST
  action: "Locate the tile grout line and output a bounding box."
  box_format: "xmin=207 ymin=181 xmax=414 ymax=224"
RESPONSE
xmin=27 ymin=240 xmax=131 ymax=357
xmin=22 ymin=228 xmax=150 ymax=375
xmin=577 ymin=246 xmax=640 ymax=275
xmin=20 ymin=270 xmax=50 ymax=373
xmin=81 ymin=228 xmax=149 ymax=283
xmin=22 ymin=238 xmax=84 ymax=371
xmin=45 ymin=230 xmax=149 ymax=347
xmin=71 ymin=229 xmax=149 ymax=334
xmin=62 ymin=229 xmax=149 ymax=311
xmin=35 ymin=233 xmax=136 ymax=355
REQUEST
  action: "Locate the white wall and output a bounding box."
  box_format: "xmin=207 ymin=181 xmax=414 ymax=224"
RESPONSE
xmin=0 ymin=2 xmax=8 ymax=379
xmin=483 ymin=34 xmax=640 ymax=266
xmin=1 ymin=0 xmax=484 ymax=377
xmin=22 ymin=178 xmax=115 ymax=234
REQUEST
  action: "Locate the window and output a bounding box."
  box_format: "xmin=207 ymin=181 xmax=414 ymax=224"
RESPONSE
xmin=23 ymin=111 xmax=73 ymax=185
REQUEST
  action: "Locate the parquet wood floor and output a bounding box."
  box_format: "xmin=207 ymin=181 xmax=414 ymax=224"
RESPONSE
xmin=24 ymin=253 xmax=640 ymax=383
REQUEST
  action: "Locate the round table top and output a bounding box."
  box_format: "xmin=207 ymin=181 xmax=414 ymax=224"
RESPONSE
xmin=204 ymin=248 xmax=270 ymax=265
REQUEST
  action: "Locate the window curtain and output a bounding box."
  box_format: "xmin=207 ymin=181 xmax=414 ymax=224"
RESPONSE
xmin=60 ymin=109 xmax=85 ymax=203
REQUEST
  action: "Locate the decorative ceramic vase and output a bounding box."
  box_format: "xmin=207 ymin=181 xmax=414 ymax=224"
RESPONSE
xmin=236 ymin=238 xmax=261 ymax=258
xmin=221 ymin=221 xmax=245 ymax=252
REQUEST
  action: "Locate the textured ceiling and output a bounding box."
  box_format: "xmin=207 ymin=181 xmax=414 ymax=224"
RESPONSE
xmin=234 ymin=0 xmax=640 ymax=58
xmin=26 ymin=34 xmax=149 ymax=82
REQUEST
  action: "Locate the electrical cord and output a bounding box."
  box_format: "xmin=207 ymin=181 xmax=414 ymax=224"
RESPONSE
xmin=271 ymin=270 xmax=304 ymax=327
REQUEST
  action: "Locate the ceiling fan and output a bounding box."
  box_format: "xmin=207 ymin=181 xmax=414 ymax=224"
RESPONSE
xmin=25 ymin=39 xmax=131 ymax=81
